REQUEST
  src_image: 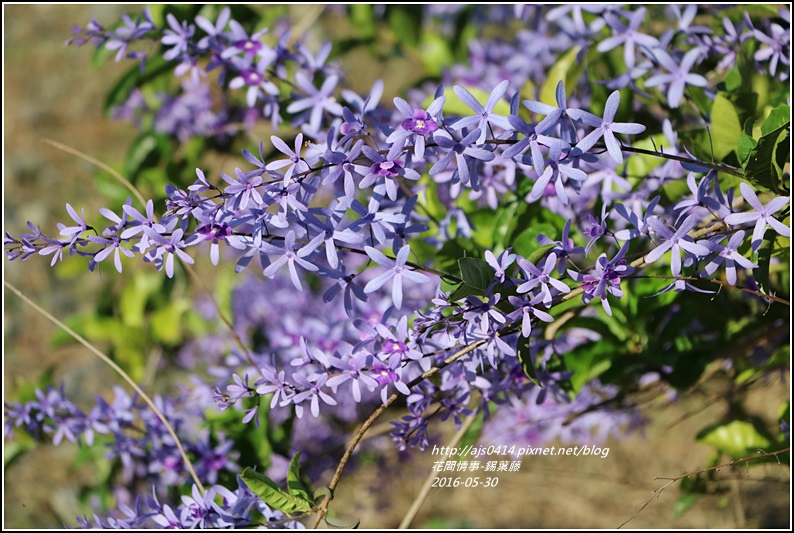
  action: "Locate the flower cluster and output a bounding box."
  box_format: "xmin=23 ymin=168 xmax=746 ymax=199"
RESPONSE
xmin=4 ymin=385 xmax=238 ymax=488
xmin=6 ymin=4 xmax=790 ymax=528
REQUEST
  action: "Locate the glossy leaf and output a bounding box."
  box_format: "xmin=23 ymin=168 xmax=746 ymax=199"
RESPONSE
xmin=287 ymin=453 xmax=314 ymax=504
xmin=241 ymin=467 xmax=313 ymax=515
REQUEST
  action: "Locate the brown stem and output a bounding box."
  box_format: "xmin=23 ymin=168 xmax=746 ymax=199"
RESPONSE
xmin=310 ymin=338 xmax=487 ymax=528
xmin=617 ymin=447 xmax=790 ymax=528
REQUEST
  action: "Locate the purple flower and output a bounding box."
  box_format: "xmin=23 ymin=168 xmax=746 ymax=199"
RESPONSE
xmin=375 ymin=315 xmax=424 ymax=364
xmin=699 ymin=230 xmax=756 ymax=286
xmin=256 ymin=367 xmax=291 ymax=409
xmin=583 ymin=205 xmax=610 ymax=256
xmin=568 ymin=243 xmax=634 ymax=316
xmin=363 ymin=245 xmax=429 ymax=310
xmin=644 ymin=215 xmax=710 ymax=276
xmin=348 ymin=198 xmax=406 ymax=246
xmin=597 ymin=8 xmax=660 ymax=69
xmin=568 ymin=90 xmax=646 ymax=164
xmin=291 ymin=373 xmax=337 ymax=418
xmin=286 ymin=73 xmax=343 ymax=133
xmin=194 ymin=7 xmax=231 ymax=50
xmin=431 ymin=129 xmax=495 ymax=188
xmin=58 ymin=203 xmax=88 ymax=245
xmin=161 ymin=14 xmax=194 ymax=62
xmin=372 ymin=359 xmax=411 ymax=405
xmin=105 ymin=10 xmax=155 ymax=62
xmin=221 ymin=167 xmax=264 ymax=210
xmin=754 ymin=23 xmax=790 ymax=79
xmin=723 ymin=183 xmax=790 ymax=251
xmin=529 ymin=145 xmax=588 ymax=205
xmin=516 ymin=254 xmax=571 ymax=307
xmin=485 ymin=248 xmax=516 ymax=283
xmin=228 ymin=56 xmax=279 ymax=107
xmin=265 ymin=133 xmax=311 ymax=186
xmin=644 ymin=48 xmax=707 ymax=108
xmin=673 ymin=172 xmax=725 ymax=221
xmin=502 ymin=114 xmax=570 ymax=173
xmin=614 ymin=196 xmax=661 ymax=241
xmin=507 ymin=294 xmax=554 ymax=338
xmin=151 ymin=504 xmax=184 ymax=529
xmin=194 ymin=220 xmax=246 ymax=266
xmin=521 ymin=81 xmax=580 ymax=144
xmin=450 ymin=80 xmax=512 ymax=144
xmin=537 ymin=219 xmax=585 ymax=274
xmin=261 ymin=230 xmax=323 ymax=291
xmin=387 ymin=95 xmax=445 ymax=159
xmin=323 ymin=137 xmax=367 ymax=199
xmin=89 ymin=232 xmax=134 ymax=273
xmin=326 ymin=351 xmax=378 ymax=403
xmin=221 ymin=20 xmax=271 ymax=60
xmin=144 ymin=228 xmax=195 ymax=278
xmin=360 ymin=146 xmax=420 ymax=201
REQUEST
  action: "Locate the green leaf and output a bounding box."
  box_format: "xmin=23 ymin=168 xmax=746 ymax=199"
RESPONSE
xmin=241 ymin=468 xmax=312 ymax=514
xmin=674 ymin=493 xmax=699 ymax=518
xmin=350 ymin=4 xmax=376 ymax=39
xmin=104 ymin=65 xmax=142 ymax=115
xmin=539 ymin=46 xmax=584 ymax=106
xmin=419 ymin=32 xmax=455 ymax=76
xmin=517 ymin=338 xmax=542 ymax=387
xmin=745 ymin=124 xmax=790 ymax=192
xmin=697 ymin=420 xmax=772 ymax=459
xmin=448 ymin=283 xmax=481 ymax=302
xmin=774 ymin=130 xmax=790 ymax=178
xmin=510 ymin=224 xmax=556 ymax=259
xmin=150 ymin=299 xmax=189 ymax=344
xmin=119 ymin=272 xmax=162 ymax=327
xmin=754 ymin=228 xmax=776 ymax=295
xmin=760 ymin=105 xmax=791 ymax=136
xmin=432 ymin=238 xmax=476 ymax=275
xmin=710 ymin=93 xmax=742 ymax=160
xmin=527 ymin=243 xmax=556 ymax=265
xmin=564 ymin=340 xmax=618 ymax=393
xmin=386 ymin=5 xmax=422 ymax=46
xmin=458 ymin=257 xmax=492 ymax=286
xmin=287 ymin=453 xmax=314 ymax=504
xmin=103 ymin=55 xmax=169 ymax=115
xmin=4 ymin=440 xmax=35 ymax=469
xmin=723 ymin=63 xmax=742 ymax=92
xmin=455 ymin=256 xmax=493 ymax=297
xmin=491 ymin=202 xmax=519 ymax=252
xmin=720 ymin=4 xmax=781 ymax=23
xmin=737 ymin=123 xmax=758 ymax=165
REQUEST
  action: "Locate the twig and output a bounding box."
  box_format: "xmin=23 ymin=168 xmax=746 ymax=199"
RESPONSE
xmin=43 ymin=138 xmax=147 ymax=207
xmin=627 ymin=274 xmax=790 ymax=305
xmin=180 ymin=262 xmax=257 ymax=369
xmin=5 ymin=281 xmax=205 ymax=492
xmin=398 ymin=413 xmax=478 ymax=528
xmin=310 ymin=338 xmax=487 ymax=528
xmin=617 ymin=447 xmax=790 ymax=528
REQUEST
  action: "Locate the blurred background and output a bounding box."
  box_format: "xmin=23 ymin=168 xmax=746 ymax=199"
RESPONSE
xmin=3 ymin=4 xmax=789 ymax=529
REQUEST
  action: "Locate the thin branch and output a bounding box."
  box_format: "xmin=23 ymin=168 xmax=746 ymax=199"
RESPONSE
xmin=43 ymin=139 xmax=147 ymax=207
xmin=310 ymin=338 xmax=487 ymax=528
xmin=5 ymin=281 xmax=205 ymax=492
xmin=618 ymin=447 xmax=790 ymax=528
xmin=398 ymin=413 xmax=478 ymax=529
xmin=180 ymin=261 xmax=258 ymax=369
xmin=627 ymin=274 xmax=790 ymax=305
